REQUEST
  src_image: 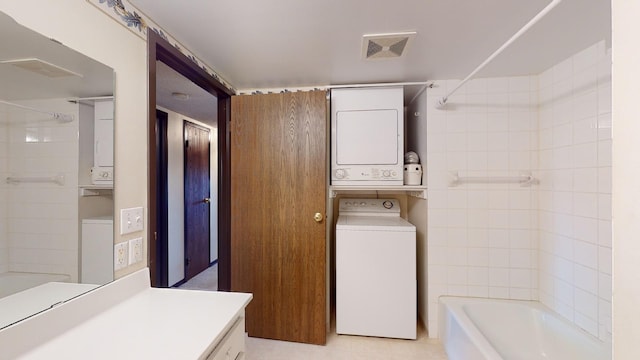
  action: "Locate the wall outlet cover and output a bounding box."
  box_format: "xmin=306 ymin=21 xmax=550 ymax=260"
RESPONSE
xmin=128 ymin=237 xmax=143 ymax=265
xmin=114 ymin=241 xmax=128 ymax=271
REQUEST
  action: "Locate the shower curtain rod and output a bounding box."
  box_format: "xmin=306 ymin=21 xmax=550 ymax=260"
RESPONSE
xmin=0 ymin=99 xmax=74 ymax=122
xmin=436 ymin=0 xmax=564 ymax=108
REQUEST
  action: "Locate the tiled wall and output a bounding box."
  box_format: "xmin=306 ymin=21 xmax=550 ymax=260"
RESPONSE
xmin=425 ymin=41 xmax=612 ymax=341
xmin=426 ymin=76 xmax=540 ymax=335
xmin=2 ymin=99 xmax=79 ymax=280
xmin=537 ymin=41 xmax=612 ymax=341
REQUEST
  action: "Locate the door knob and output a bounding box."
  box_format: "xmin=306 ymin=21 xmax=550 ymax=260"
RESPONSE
xmin=203 ymin=197 xmax=211 ymax=204
xmin=314 ymin=212 xmax=323 ymax=223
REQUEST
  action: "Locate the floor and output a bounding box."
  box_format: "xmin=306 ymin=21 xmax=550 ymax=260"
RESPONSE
xmin=176 ymin=263 xmax=218 ymax=291
xmin=177 ymin=264 xmax=448 ymax=359
xmin=246 ymin=322 xmax=448 ymax=360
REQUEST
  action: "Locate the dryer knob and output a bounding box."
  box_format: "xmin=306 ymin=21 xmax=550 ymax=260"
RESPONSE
xmin=335 ymin=169 xmax=346 ymax=179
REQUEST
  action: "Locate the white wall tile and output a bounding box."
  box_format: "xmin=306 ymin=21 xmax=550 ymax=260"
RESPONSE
xmin=489 ymin=249 xmax=509 ymax=268
xmin=572 ymin=142 xmax=598 ymax=168
xmin=573 ymin=193 xmax=598 ymax=218
xmin=510 ymin=249 xmax=532 ymax=269
xmin=468 ymin=228 xmax=489 ymax=247
xmin=598 ymin=167 xmax=612 ymax=194
xmin=573 ymin=216 xmax=598 ymax=244
xmin=426 ymin=45 xmax=610 ymax=336
xmin=573 ymin=91 xmax=598 ymax=121
xmin=574 ymin=311 xmax=599 ymax=337
xmin=598 ymin=139 xmax=612 ymax=167
xmin=598 ymin=246 xmax=612 ymax=275
xmin=487 ymin=113 xmax=509 ymax=132
xmin=447 ymin=247 xmax=468 ymax=266
xmin=599 ymin=273 xmax=612 ymax=300
xmin=574 ymin=240 xmax=598 ymax=268
xmin=573 ymin=117 xmax=598 ymax=144
xmin=467 ymin=248 xmax=489 ymax=267
xmin=447 ymin=228 xmax=468 ymax=247
xmin=554 ymin=278 xmax=574 ymax=305
xmin=447 ymin=266 xmax=468 ymax=285
xmin=598 ymin=220 xmax=612 ymax=248
xmin=488 ymin=229 xmax=509 ymax=248
xmin=574 ymin=264 xmax=598 ymax=294
xmin=573 ymin=168 xmax=598 ymax=193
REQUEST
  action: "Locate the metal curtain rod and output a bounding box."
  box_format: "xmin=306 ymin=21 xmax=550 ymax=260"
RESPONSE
xmin=0 ymin=99 xmax=74 ymax=122
xmin=436 ymin=0 xmax=564 ymax=108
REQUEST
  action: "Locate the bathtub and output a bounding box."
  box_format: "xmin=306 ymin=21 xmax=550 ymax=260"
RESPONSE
xmin=439 ymin=296 xmax=611 ymax=360
xmin=0 ymin=272 xmax=70 ymax=298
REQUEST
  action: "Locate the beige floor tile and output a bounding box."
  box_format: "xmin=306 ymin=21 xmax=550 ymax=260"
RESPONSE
xmin=246 ymin=323 xmax=448 ymax=360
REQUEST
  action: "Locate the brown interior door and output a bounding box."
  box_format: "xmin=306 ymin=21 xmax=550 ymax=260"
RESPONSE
xmin=231 ymin=91 xmax=327 ymax=345
xmin=184 ymin=121 xmax=211 ymax=281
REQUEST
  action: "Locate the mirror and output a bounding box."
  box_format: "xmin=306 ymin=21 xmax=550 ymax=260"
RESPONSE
xmin=0 ymin=12 xmax=115 ymax=329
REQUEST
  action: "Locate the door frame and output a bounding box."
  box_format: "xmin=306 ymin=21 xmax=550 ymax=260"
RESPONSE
xmin=148 ymin=30 xmax=233 ymax=290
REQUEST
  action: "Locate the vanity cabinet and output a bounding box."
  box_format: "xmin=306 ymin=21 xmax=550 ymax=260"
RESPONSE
xmin=205 ymin=317 xmax=246 ymax=360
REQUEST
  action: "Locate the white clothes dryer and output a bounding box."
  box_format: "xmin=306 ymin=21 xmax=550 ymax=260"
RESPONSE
xmin=335 ymin=198 xmax=416 ymax=339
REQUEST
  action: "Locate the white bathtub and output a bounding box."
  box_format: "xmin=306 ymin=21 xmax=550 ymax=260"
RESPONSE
xmin=0 ymin=272 xmax=70 ymax=298
xmin=439 ymin=296 xmax=611 ymax=360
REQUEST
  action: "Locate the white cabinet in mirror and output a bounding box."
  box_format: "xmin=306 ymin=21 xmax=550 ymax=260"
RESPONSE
xmin=0 ymin=11 xmax=115 ymax=329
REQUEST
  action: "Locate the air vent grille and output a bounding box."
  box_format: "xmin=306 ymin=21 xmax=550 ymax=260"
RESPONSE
xmin=0 ymin=58 xmax=82 ymax=78
xmin=362 ymin=32 xmax=416 ymax=60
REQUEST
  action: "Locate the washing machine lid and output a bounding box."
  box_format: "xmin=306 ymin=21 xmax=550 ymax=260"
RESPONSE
xmin=336 ymin=215 xmax=416 ymax=231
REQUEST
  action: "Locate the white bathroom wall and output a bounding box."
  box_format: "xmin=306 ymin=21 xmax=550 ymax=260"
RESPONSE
xmin=5 ymin=99 xmax=79 ymax=280
xmin=537 ymin=41 xmax=612 ymax=341
xmin=426 ymin=76 xmax=539 ymax=336
xmin=612 ymin=0 xmax=640 ymax=356
xmin=406 ymin=88 xmax=429 ymax=328
xmin=0 ymin=105 xmax=8 ymax=273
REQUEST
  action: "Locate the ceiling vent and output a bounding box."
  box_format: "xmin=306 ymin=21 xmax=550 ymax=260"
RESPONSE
xmin=0 ymin=58 xmax=83 ymax=78
xmin=362 ymin=32 xmax=416 ymax=60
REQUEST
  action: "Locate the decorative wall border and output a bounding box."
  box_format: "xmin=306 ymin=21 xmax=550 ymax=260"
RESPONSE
xmin=87 ymin=0 xmax=236 ymax=93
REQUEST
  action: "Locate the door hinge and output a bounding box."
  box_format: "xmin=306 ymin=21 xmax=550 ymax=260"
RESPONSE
xmin=185 ymin=257 xmax=190 ymax=266
xmin=185 ymin=139 xmax=189 ymax=148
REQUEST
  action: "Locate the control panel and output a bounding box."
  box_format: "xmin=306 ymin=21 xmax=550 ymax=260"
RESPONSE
xmin=338 ymin=198 xmax=400 ymax=214
xmin=333 ymin=167 xmax=401 ymax=180
xmin=91 ymin=166 xmax=113 ymax=185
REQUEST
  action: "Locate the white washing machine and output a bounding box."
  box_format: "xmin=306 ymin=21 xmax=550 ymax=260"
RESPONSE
xmin=336 ymin=198 xmax=416 ymax=339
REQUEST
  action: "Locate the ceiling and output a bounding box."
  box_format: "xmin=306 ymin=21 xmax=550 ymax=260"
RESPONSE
xmin=156 ymin=61 xmax=218 ymax=124
xmin=131 ymin=0 xmax=610 ymax=91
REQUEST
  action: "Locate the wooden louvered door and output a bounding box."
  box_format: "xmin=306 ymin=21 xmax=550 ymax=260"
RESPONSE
xmin=230 ymin=90 xmax=327 ymax=345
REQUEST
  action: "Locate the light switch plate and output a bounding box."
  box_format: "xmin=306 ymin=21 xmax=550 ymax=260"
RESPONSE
xmin=120 ymin=207 xmax=144 ymax=235
xmin=128 ymin=237 xmax=143 ymax=265
xmin=114 ymin=242 xmax=128 ymax=271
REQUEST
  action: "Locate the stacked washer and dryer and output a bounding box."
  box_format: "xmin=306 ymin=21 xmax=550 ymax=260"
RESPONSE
xmin=331 ymin=86 xmax=417 ymax=340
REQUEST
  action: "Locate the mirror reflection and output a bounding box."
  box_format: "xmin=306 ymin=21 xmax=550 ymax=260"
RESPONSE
xmin=0 ymin=12 xmax=115 ymax=328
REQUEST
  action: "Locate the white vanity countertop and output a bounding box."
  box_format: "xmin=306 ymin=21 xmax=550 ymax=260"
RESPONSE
xmin=0 ymin=269 xmax=252 ymax=360
xmin=0 ymin=282 xmax=98 ymax=329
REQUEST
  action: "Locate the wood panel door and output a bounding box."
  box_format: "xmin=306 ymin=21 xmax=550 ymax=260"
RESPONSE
xmin=184 ymin=121 xmax=211 ymax=281
xmin=231 ymin=91 xmax=327 ymax=345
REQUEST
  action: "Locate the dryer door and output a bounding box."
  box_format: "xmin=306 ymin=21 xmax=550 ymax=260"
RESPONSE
xmin=335 ymin=109 xmax=399 ymax=165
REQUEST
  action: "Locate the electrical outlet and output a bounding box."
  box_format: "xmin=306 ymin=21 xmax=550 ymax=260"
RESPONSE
xmin=128 ymin=237 xmax=143 ymax=265
xmin=114 ymin=242 xmax=128 ymax=271
xmin=120 ymin=207 xmax=144 ymax=235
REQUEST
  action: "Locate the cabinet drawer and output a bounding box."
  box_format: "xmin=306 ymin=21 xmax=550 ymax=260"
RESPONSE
xmin=205 ymin=317 xmax=245 ymax=360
